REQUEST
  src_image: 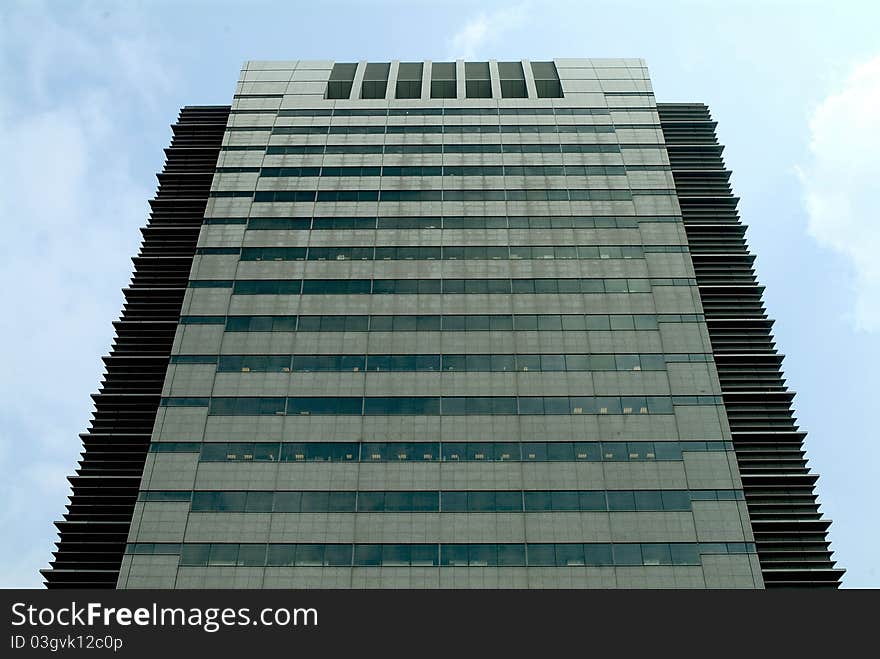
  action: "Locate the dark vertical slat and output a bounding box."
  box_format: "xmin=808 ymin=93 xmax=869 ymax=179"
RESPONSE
xmin=41 ymin=106 xmax=230 ymax=588
xmin=658 ymin=103 xmax=844 ymax=587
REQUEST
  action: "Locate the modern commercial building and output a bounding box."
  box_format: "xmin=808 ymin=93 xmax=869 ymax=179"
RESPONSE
xmin=43 ymin=59 xmax=843 ymax=589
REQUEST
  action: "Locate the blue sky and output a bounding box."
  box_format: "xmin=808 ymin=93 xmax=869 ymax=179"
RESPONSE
xmin=1 ymin=0 xmax=877 ymax=587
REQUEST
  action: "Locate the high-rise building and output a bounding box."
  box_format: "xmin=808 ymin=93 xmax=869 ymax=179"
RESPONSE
xmin=43 ymin=59 xmax=843 ymax=589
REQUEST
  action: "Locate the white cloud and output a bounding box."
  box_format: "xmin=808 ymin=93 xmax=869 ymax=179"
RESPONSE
xmin=799 ymin=54 xmax=880 ymax=331
xmin=0 ymin=2 xmax=174 ymax=586
xmin=448 ymin=4 xmax=528 ymax=60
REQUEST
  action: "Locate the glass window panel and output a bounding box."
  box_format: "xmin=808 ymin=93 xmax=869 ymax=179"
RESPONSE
xmin=640 ymin=354 xmax=666 ymax=370
xmin=490 ymin=442 xmax=518 ymax=461
xmin=353 ymin=545 xmax=382 ymax=567
xmin=465 ymin=355 xmax=491 ymax=371
xmin=565 ymin=355 xmax=590 ymax=371
xmin=633 ymin=490 xmax=664 ymax=511
xmin=441 ymin=491 xmax=468 ymax=512
xmin=661 ymin=491 xmax=691 ymax=511
xmin=468 ymin=545 xmax=496 ymax=566
xmin=468 ymin=491 xmax=495 ymax=512
xmin=209 ymin=544 xmax=238 ymax=566
xmin=514 ymin=315 xmax=538 ymax=330
xmin=367 ymin=355 xmax=391 ymax=372
xmin=584 ymin=544 xmax=614 ymax=566
xmin=180 ymin=544 xmax=211 ymax=566
xmin=415 ymin=354 xmax=440 ymax=371
xmin=497 ymin=61 xmax=524 ymax=79
xmin=626 ymin=442 xmax=652 ymax=461
xmin=524 ymin=491 xmax=552 ymax=511
xmin=556 ymin=279 xmax=582 ymax=294
xmin=498 ymin=544 xmax=526 ymax=566
xmin=602 ymin=442 xmax=627 ymax=461
xmin=324 ymin=544 xmax=352 ymax=566
xmin=443 ymin=355 xmax=467 ymax=372
xmin=296 ymin=316 xmax=322 ymax=332
xmin=238 ymin=544 xmax=266 ymax=566
xmin=540 ymin=354 xmax=566 ymax=371
xmin=511 ymin=279 xmax=535 ymax=294
xmin=465 ymin=315 xmax=491 ymax=331
xmin=609 ymin=315 xmax=635 ymax=330
xmin=357 ymin=492 xmax=384 ymax=512
xmin=245 ymin=491 xmax=274 ymax=512
xmin=517 ymin=355 xmax=541 ymax=372
xmin=393 ymin=316 xmax=419 ymax=331
xmin=546 ymin=443 xmax=574 ymax=461
xmin=613 ymin=544 xmax=642 ymax=566
xmin=543 ymin=397 xmax=570 ymax=414
xmin=274 ymin=492 xmax=302 ymax=512
xmin=490 ymin=354 xmax=515 ymax=372
xmin=556 ymin=544 xmax=585 ymax=566
xmin=551 ymin=491 xmax=580 ymax=511
xmin=585 ymin=315 xmax=611 ymax=330
xmin=648 ymin=397 xmax=674 ymax=414
xmin=653 ymin=442 xmax=682 ymax=460
xmin=431 ymin=80 xmax=456 ymax=99
xmin=621 ymin=396 xmax=648 ymax=415
xmin=579 ymin=491 xmax=606 ymax=511
xmin=300 ymin=492 xmax=329 ymax=512
xmin=443 ymin=279 xmax=465 ymax=293
xmin=383 ymin=492 xmax=412 ymax=512
xmin=489 ymin=315 xmax=514 ymax=330
xmin=573 ymin=442 xmax=600 ymax=461
xmin=494 ymin=492 xmax=522 ymax=511
xmin=536 ymin=315 xmax=562 ymax=331
xmin=410 ymin=492 xmax=438 ymax=512
xmin=518 ymin=397 xmax=544 ymax=414
xmin=596 ymin=397 xmax=622 ymax=414
xmin=191 ymin=492 xmax=219 ymax=511
xmin=465 ymin=397 xmax=493 ymax=414
xmin=486 ymin=279 xmax=510 ymax=294
xmin=616 ymin=354 xmax=641 ymax=371
xmin=328 ymin=491 xmax=357 ymax=512
xmin=521 ymin=443 xmax=546 ymax=461
xmin=266 ymin=544 xmax=296 ymax=567
xmin=501 ymin=79 xmax=527 ymax=98
xmin=441 ymin=544 xmax=469 ymax=566
xmin=670 ymin=543 xmax=701 ymax=565
xmin=466 ymin=79 xmax=491 ymax=98
xmin=411 ymin=545 xmax=438 ymax=566
xmin=526 ymin=544 xmax=556 ymax=567
xmin=442 ymin=315 xmax=466 ymax=331
xmin=607 ymin=491 xmax=635 ymax=511
xmin=216 ymin=492 xmax=247 ymax=512
xmin=560 ymin=315 xmax=587 ymax=331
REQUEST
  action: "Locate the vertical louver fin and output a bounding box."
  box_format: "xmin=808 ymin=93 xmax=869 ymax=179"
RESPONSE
xmin=658 ymin=103 xmax=844 ymax=588
xmin=41 ymin=106 xmax=230 ymax=588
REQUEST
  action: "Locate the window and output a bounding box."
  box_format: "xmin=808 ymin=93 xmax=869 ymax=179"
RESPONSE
xmin=396 ymin=62 xmax=423 ymax=98
xmin=287 ymin=397 xmax=362 ymax=415
xmin=326 ymin=62 xmax=357 ymax=99
xmin=431 ymin=62 xmax=456 ymax=98
xmin=145 ymin=541 xmax=754 ymax=567
xmin=497 ymin=61 xmax=527 ymax=98
xmin=465 ymin=61 xmax=492 ymax=98
xmin=530 ymin=61 xmax=563 ymax=98
xmin=197 ymin=440 xmax=730 ymax=465
xmin=361 ymin=62 xmax=390 ymax=99
xmin=213 ymin=314 xmax=675 ymax=334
